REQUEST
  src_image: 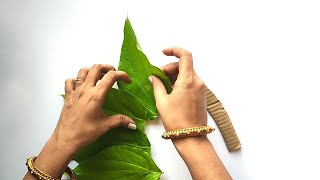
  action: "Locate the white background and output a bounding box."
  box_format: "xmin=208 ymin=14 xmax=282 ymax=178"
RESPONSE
xmin=1 ymin=0 xmax=320 ymax=179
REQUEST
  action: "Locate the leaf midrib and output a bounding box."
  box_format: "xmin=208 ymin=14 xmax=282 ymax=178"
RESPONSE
xmin=124 ymin=23 xmax=155 ymax=114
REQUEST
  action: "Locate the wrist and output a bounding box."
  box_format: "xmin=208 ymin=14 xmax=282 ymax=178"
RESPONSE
xmin=33 ymin=135 xmax=77 ymax=178
xmin=161 ymin=114 xmax=208 ymax=131
xmin=46 ymin=136 xmax=78 ymax=158
xmin=163 ymin=120 xmax=208 ymax=132
xmin=172 ymin=135 xmax=211 ymax=151
xmin=50 ymin=131 xmax=79 ymax=156
xmin=171 ymin=136 xmax=232 ymax=180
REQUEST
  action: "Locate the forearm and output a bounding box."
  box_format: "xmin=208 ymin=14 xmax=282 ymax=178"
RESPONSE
xmin=23 ymin=134 xmax=76 ymax=179
xmin=173 ymin=136 xmax=232 ymax=180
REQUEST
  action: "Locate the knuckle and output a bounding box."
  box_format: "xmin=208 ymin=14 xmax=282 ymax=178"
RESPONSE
xmin=108 ymin=65 xmax=116 ymax=70
xmin=179 ymin=76 xmax=204 ymax=90
xmin=106 ymin=70 xmax=117 ymax=79
xmin=118 ymin=115 xmax=125 ymax=126
xmin=64 ymin=100 xmax=72 ymax=108
xmin=108 ymin=115 xmax=124 ymax=129
xmin=86 ymin=88 xmax=102 ymax=101
xmin=65 ymin=79 xmax=70 ymax=85
xmin=79 ymin=68 xmax=89 ymax=73
xmin=177 ymin=79 xmax=192 ymax=89
xmin=90 ymin=93 xmax=101 ymax=102
xmin=77 ymin=89 xmax=86 ymax=98
xmin=121 ymin=73 xmax=129 ymax=79
xmin=92 ymin=64 xmax=101 ymax=68
xmin=197 ymin=80 xmax=205 ymax=88
xmin=184 ymin=51 xmax=192 ymax=57
xmin=65 ymin=79 xmax=73 ymax=89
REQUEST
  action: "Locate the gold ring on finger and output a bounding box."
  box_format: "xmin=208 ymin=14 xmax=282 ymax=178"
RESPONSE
xmin=73 ymin=78 xmax=84 ymax=83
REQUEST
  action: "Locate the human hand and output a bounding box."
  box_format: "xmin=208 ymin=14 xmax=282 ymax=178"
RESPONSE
xmin=23 ymin=64 xmax=138 ymax=179
xmin=150 ymin=47 xmax=207 ymax=131
xmin=53 ymin=64 xmax=136 ymax=154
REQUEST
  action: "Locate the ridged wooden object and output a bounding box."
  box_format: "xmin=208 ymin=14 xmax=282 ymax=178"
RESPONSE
xmin=205 ymin=86 xmax=241 ymax=151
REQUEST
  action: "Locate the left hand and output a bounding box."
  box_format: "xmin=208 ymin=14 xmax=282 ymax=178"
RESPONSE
xmin=24 ymin=64 xmax=137 ymax=180
xmin=53 ymin=64 xmax=136 ymax=154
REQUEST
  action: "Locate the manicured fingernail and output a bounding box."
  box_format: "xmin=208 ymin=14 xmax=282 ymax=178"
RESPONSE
xmin=148 ymin=76 xmax=153 ymax=84
xmin=128 ymin=123 xmax=137 ymax=130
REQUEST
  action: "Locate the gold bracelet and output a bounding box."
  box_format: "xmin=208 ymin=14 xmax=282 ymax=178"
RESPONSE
xmin=162 ymin=126 xmax=214 ymax=139
xmin=26 ymin=157 xmax=76 ymax=180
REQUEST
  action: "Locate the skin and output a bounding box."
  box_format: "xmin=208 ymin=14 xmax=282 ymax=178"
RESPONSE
xmin=24 ymin=47 xmax=231 ymax=180
xmin=24 ymin=64 xmax=136 ymax=179
xmin=151 ymin=47 xmax=232 ymax=180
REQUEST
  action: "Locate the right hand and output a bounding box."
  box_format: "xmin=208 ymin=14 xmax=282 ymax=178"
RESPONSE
xmin=150 ymin=47 xmax=207 ymax=131
xmin=151 ymin=48 xmax=232 ymax=180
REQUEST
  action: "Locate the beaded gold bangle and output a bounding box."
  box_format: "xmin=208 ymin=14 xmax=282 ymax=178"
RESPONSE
xmin=161 ymin=126 xmax=215 ymax=139
xmin=26 ymin=157 xmax=76 ymax=180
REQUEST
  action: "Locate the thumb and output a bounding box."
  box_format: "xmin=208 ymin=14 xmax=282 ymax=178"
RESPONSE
xmin=149 ymin=75 xmax=167 ymax=102
xmin=106 ymin=114 xmax=137 ymax=130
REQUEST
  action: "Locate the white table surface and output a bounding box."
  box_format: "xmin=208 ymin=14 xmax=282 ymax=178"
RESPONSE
xmin=1 ymin=1 xmax=320 ymax=179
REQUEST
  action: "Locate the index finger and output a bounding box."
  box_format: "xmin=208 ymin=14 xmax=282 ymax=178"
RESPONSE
xmin=96 ymin=70 xmax=132 ymax=99
xmin=163 ymin=47 xmax=193 ymax=75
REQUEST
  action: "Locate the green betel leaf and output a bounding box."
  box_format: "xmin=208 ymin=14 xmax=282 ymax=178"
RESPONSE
xmin=61 ymin=88 xmax=148 ymax=131
xmin=74 ymin=145 xmax=163 ymax=180
xmin=103 ymin=88 xmax=148 ymax=131
xmin=74 ymin=128 xmax=151 ymax=163
xmin=118 ymin=18 xmax=172 ymax=119
xmin=73 ymin=88 xmax=152 ymax=163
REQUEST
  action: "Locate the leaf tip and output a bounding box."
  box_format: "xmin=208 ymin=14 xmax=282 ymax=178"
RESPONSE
xmin=60 ymin=94 xmax=66 ymax=99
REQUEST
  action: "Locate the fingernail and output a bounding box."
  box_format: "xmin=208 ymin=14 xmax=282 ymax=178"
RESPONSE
xmin=148 ymin=76 xmax=153 ymax=84
xmin=128 ymin=123 xmax=137 ymax=130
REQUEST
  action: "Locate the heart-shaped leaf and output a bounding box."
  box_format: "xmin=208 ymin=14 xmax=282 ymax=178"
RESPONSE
xmin=74 ymin=128 xmax=151 ymax=163
xmin=118 ymin=18 xmax=172 ymax=119
xmin=74 ymin=145 xmax=162 ymax=180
